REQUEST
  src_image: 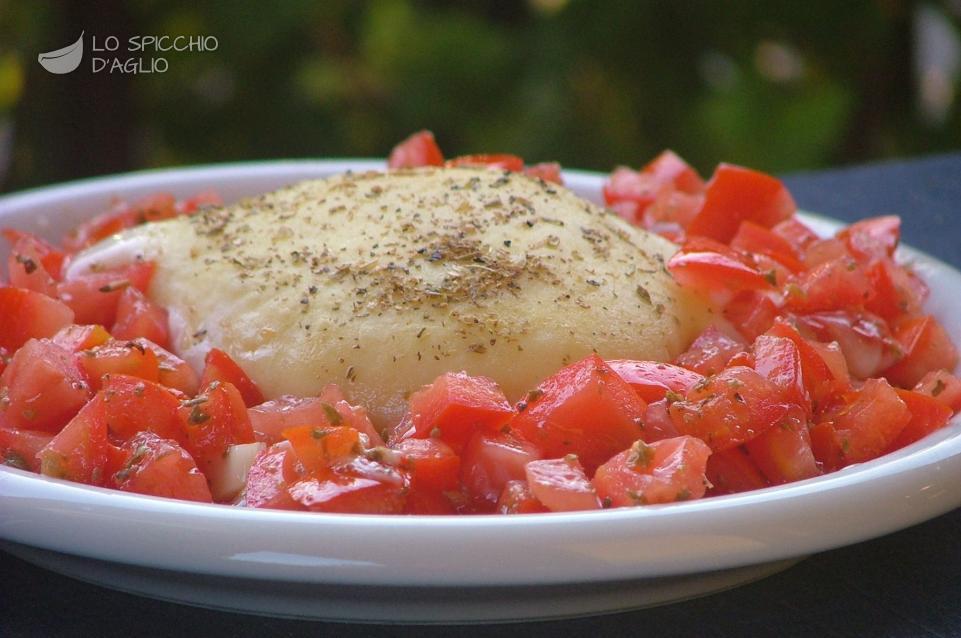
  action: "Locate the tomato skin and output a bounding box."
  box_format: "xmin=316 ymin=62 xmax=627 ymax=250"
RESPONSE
xmin=509 ymin=354 xmax=646 ymax=474
xmin=809 ymin=421 xmax=845 ymax=472
xmin=180 ymin=381 xmax=256 ymax=477
xmin=0 ymin=426 xmax=53 ymax=472
xmin=669 ymin=366 xmax=791 ymax=452
xmin=883 ymin=316 xmax=959 ymax=389
xmin=705 ymin=446 xmax=768 ymax=496
xmin=0 ymin=338 xmax=91 ymax=433
xmin=497 ymin=480 xmax=549 ymax=514
xmin=57 ymin=262 xmax=155 ymax=327
xmin=525 ymin=456 xmax=600 ymax=512
xmin=0 ymin=287 xmax=75 ymax=353
xmin=112 ymin=432 xmax=213 ymax=503
xmin=674 ymin=325 xmax=746 ymax=376
xmin=387 ymin=130 xmax=444 ymax=169
xmin=606 ymin=359 xmax=705 ymax=404
xmin=687 ymin=164 xmax=796 ymax=243
xmin=752 ymin=335 xmax=808 ymax=412
xmin=668 ymin=250 xmax=773 ymax=299
xmin=593 ymin=436 xmax=711 ymax=507
xmin=242 ymin=441 xmax=306 ymax=510
xmin=889 ymin=389 xmax=953 ymax=450
xmin=408 ymin=371 xmax=514 ymax=454
xmin=446 ymin=154 xmax=524 ymax=172
xmin=111 ymin=287 xmax=170 ymax=349
xmin=77 ymin=340 xmax=161 ymax=392
xmin=765 ymin=319 xmax=850 ymax=405
xmin=200 ymin=348 xmax=265 ymax=408
xmin=826 ymin=378 xmax=911 ymax=464
xmin=460 ymin=430 xmax=541 ymax=506
xmin=523 ymin=162 xmax=564 ymax=185
xmin=744 ymin=407 xmax=819 ymax=484
xmin=914 ymin=369 xmax=961 ymax=411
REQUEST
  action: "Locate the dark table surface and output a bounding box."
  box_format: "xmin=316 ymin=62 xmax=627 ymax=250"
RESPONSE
xmin=3 ymin=154 xmax=961 ymax=638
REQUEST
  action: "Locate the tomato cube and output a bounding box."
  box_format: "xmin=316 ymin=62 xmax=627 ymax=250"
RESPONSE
xmin=38 ymin=399 xmax=114 ymax=485
xmin=593 ymin=436 xmax=711 ymax=507
xmin=827 ymin=378 xmax=911 ymax=464
xmin=97 ymin=374 xmax=187 ymax=443
xmin=460 ymin=430 xmax=541 ymax=506
xmin=606 ymin=359 xmax=704 ymax=404
xmin=914 ymin=369 xmax=961 ymax=411
xmin=77 ymin=339 xmax=161 ymax=391
xmin=0 ymin=287 xmax=75 ymax=352
xmin=0 ymin=426 xmax=54 ymax=472
xmin=112 ymin=431 xmax=213 ymax=502
xmin=889 ymin=389 xmax=953 ymax=450
xmin=744 ymin=407 xmax=819 ymax=484
xmin=674 ymin=325 xmax=746 ymax=376
xmin=200 ymin=348 xmax=265 ymax=408
xmin=56 ymin=261 xmax=155 ymax=327
xmin=497 ymin=480 xmax=550 ymax=514
xmin=242 ymin=441 xmax=306 ymax=510
xmin=525 ymin=456 xmax=600 ymax=512
xmin=705 ymin=447 xmax=768 ymax=496
xmin=883 ymin=316 xmax=959 ymax=389
xmin=387 ymin=130 xmax=444 ymax=169
xmin=180 ymin=380 xmax=256 ymax=477
xmin=111 ymin=287 xmax=170 ymax=349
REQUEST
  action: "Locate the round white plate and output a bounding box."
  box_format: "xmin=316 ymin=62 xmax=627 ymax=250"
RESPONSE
xmin=0 ymin=161 xmax=959 ymax=623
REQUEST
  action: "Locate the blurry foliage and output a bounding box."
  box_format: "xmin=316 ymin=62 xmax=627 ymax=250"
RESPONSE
xmin=1 ymin=0 xmax=961 ymax=191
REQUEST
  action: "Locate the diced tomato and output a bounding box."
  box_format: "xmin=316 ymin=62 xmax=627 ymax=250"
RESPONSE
xmin=752 ymin=334 xmax=808 ymax=411
xmin=705 ymin=447 xmax=768 ymax=496
xmin=0 ymin=287 xmax=75 ymax=352
xmin=525 ymin=456 xmax=600 ymax=512
xmin=642 ymin=150 xmax=705 ymax=194
xmin=318 ymin=384 xmax=385 ymax=448
xmin=176 ymin=190 xmax=222 ymax=215
xmin=112 ymin=431 xmax=212 ymax=502
xmin=668 ymin=249 xmax=773 ymax=299
xmin=0 ymin=338 xmax=91 ymax=433
xmin=180 ymin=380 xmax=256 ymax=477
xmin=407 ymin=371 xmax=514 ymax=453
xmin=669 ymin=366 xmax=792 ymax=451
xmin=602 ymin=167 xmax=666 ymax=211
xmin=745 ymin=407 xmax=819 ymax=484
xmin=509 ymin=354 xmax=646 ymax=473
xmin=914 ymin=369 xmax=961 ymax=411
xmin=143 ymin=342 xmax=199 ymax=396
xmin=785 ymin=256 xmax=874 ymax=313
xmin=593 ymin=436 xmax=711 ymax=506
xmin=497 ymin=480 xmax=549 ymax=514
xmin=609 ymin=199 xmax=644 ymax=226
xmin=809 ymin=421 xmax=845 ymax=472
xmin=793 ymin=311 xmax=902 ymax=380
xmin=393 ymin=438 xmax=460 ymax=514
xmin=883 ymin=316 xmax=959 ymax=389
xmin=686 ymin=164 xmax=796 ymax=242
xmin=242 ymin=441 xmax=306 ymax=510
xmin=674 ymin=325 xmax=746 ymax=376
xmin=0 ymin=426 xmax=53 ymax=472
xmin=460 ymin=430 xmax=541 ymax=506
xmin=249 ymin=395 xmax=347 ymax=445
xmin=825 ymin=378 xmax=911 ymax=464
xmin=6 ymin=236 xmax=58 ymax=296
xmin=62 ymin=196 xmax=178 ymax=252
xmin=837 ymin=215 xmax=900 ymax=261
xmin=199 ymin=348 xmax=264 ymax=408
xmin=57 ymin=261 xmax=155 ymax=327
xmin=641 ymin=399 xmax=681 ymax=442
xmin=642 ymin=188 xmax=704 ymax=230
xmin=724 ymin=291 xmax=779 ymax=342
xmin=282 ymin=424 xmax=361 ymax=474
xmin=606 ymin=359 xmax=704 ymax=404
xmin=289 ymin=456 xmax=408 ymax=514
xmin=2 ymin=229 xmax=65 ymax=279
xmin=731 ymin=220 xmax=805 ymax=273
xmin=52 ymin=324 xmax=111 ymax=352
xmin=803 ymin=237 xmax=850 ymax=269
xmin=523 ymin=162 xmax=564 ymax=185
xmin=37 ymin=399 xmax=115 ymax=485
xmin=96 ymin=374 xmax=186 ymax=443
xmin=446 ymin=154 xmax=524 ymax=172
xmin=387 ymin=130 xmax=444 ymax=169
xmin=77 ymin=340 xmax=161 ymax=391
xmin=772 ymin=218 xmax=819 ymax=255
xmin=111 ymin=287 xmax=170 ymax=348
xmin=866 ymin=259 xmax=927 ymax=321
xmin=765 ymin=319 xmax=850 ymax=405
xmin=889 ymin=389 xmax=953 ymax=450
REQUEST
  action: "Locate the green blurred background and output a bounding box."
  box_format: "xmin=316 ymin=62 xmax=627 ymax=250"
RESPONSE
xmin=1 ymin=0 xmax=960 ymax=193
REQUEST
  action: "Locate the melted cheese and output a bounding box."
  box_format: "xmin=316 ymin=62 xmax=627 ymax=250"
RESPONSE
xmin=70 ymin=168 xmax=712 ymax=426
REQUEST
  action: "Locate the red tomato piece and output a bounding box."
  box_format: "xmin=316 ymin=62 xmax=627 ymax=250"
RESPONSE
xmin=97 ymin=374 xmax=186 ymax=443
xmin=242 ymin=441 xmax=306 ymax=510
xmin=0 ymin=338 xmax=91 ymax=433
xmin=57 ymin=261 xmax=155 ymax=327
xmin=318 ymin=384 xmax=386 ymax=448
xmin=2 ymin=229 xmax=65 ymax=279
xmin=674 ymin=325 xmax=746 ymax=376
xmin=111 ymin=287 xmax=170 ymax=348
xmin=669 ymin=366 xmax=792 ymax=452
xmin=641 ymin=399 xmax=682 ymax=442
xmin=687 ymin=164 xmax=796 ymax=243
xmin=281 ymin=424 xmax=361 ymax=474
xmin=730 ymin=220 xmax=805 ymax=273
xmin=0 ymin=287 xmax=75 ymax=352
xmin=593 ymin=436 xmax=711 ymax=507
xmin=668 ymin=250 xmax=774 ymax=297
xmin=497 ymin=480 xmax=550 ymax=514
xmin=827 ymin=378 xmax=911 ymax=464
xmin=446 ymin=154 xmax=524 ymax=172
xmin=288 ymin=456 xmax=408 ymax=514
xmin=724 ymin=291 xmax=779 ymax=342
xmin=793 ymin=311 xmax=902 ymax=380
xmin=809 ymin=421 xmax=845 ymax=472
xmin=889 ymin=389 xmax=953 ymax=450
xmin=199 ymin=348 xmax=265 ymax=408
xmin=752 ymin=334 xmax=809 ymax=411
xmin=460 ymin=430 xmax=541 ymax=506
xmin=642 ymin=188 xmax=704 ymax=231
xmin=865 ymin=259 xmax=927 ymax=321
xmin=772 ymin=218 xmax=819 ymax=255
xmin=144 ymin=342 xmax=199 ymax=396
xmin=705 ymin=446 xmax=768 ymax=496
xmin=6 ymin=236 xmax=58 ymax=296
xmin=509 ymin=354 xmax=646 ymax=473
xmin=77 ymin=340 xmax=161 ymax=391
xmin=176 ymin=191 xmax=222 ymax=215
xmin=393 ymin=438 xmax=461 ymax=514
xmin=112 ymin=431 xmax=213 ymax=502
xmin=0 ymin=426 xmax=54 ymax=472
xmin=744 ymin=407 xmax=819 ymax=484
xmin=803 ymin=237 xmax=850 ymax=270
xmin=387 ymin=130 xmax=444 ymax=169
xmin=914 ymin=369 xmax=961 ymax=412
xmin=765 ymin=319 xmax=850 ymax=405
xmin=606 ymin=359 xmax=705 ymax=404
xmin=642 ymin=150 xmax=705 ymax=194
xmin=837 ymin=215 xmax=900 ymax=261
xmin=408 ymin=371 xmax=514 ymax=453
xmin=249 ymin=395 xmax=348 ymax=445
xmin=883 ymin=316 xmax=959 ymax=389
xmin=37 ymin=398 xmax=115 ymax=485
xmin=525 ymin=456 xmax=600 ymax=512
xmin=180 ymin=381 xmax=256 ymax=477
xmin=523 ymin=162 xmax=564 ymax=185
xmin=52 ymin=324 xmax=112 ymax=352
xmin=785 ymin=256 xmax=873 ymax=313
xmin=602 ymin=167 xmax=666 ymax=211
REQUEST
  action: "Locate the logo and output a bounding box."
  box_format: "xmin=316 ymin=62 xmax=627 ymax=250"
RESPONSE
xmin=38 ymin=31 xmax=84 ymax=74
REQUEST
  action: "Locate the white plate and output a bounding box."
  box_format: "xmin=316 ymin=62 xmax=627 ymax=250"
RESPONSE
xmin=0 ymin=161 xmax=959 ymax=623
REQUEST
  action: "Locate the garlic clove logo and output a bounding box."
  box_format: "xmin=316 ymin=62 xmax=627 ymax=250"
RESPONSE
xmin=38 ymin=32 xmax=84 ymax=74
